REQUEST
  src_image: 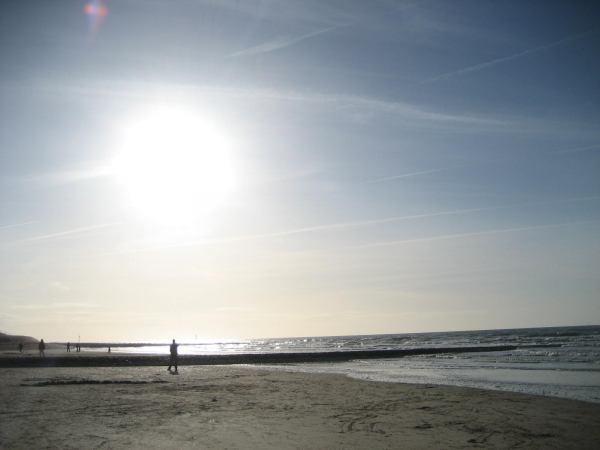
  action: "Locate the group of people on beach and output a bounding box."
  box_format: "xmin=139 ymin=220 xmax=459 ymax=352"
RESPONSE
xmin=66 ymin=342 xmax=81 ymax=353
xmin=19 ymin=339 xmax=83 ymax=357
xmin=22 ymin=337 xmax=180 ymax=373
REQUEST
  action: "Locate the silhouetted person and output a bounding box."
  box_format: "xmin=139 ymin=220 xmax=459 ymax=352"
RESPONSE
xmin=108 ymin=346 xmax=111 ymax=353
xmin=38 ymin=339 xmax=46 ymax=357
xmin=167 ymin=339 xmax=179 ymax=373
xmin=67 ymin=342 xmax=71 ymax=352
xmin=18 ymin=342 xmax=23 ymax=353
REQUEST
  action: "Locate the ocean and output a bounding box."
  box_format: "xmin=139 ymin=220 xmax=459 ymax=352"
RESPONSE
xmin=84 ymin=325 xmax=600 ymax=403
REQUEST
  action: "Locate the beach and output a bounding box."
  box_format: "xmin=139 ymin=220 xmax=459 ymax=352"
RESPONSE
xmin=2 ymin=363 xmax=599 ymax=449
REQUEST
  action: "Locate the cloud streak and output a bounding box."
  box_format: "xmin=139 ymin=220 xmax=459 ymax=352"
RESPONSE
xmin=0 ymin=221 xmax=37 ymax=231
xmin=421 ymin=29 xmax=596 ymax=84
xmin=116 ymin=196 xmax=600 ymax=254
xmin=229 ymin=24 xmax=346 ymax=57
xmin=553 ymin=143 xmax=600 ymax=155
xmin=352 ymin=219 xmax=600 ymax=250
xmin=20 ymin=164 xmax=113 ymax=186
xmin=366 ymin=167 xmax=456 ymax=184
xmin=15 ymin=223 xmax=120 ymax=245
xmin=30 ymin=79 xmax=505 ymax=131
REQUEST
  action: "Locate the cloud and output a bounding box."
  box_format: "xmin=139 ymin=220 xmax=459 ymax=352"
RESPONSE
xmin=420 ymin=29 xmax=597 ymax=84
xmin=115 ymin=206 xmax=494 ymax=254
xmin=366 ymin=167 xmax=455 ymax=184
xmin=553 ymin=143 xmax=600 ymax=155
xmin=15 ymin=223 xmax=120 ymax=245
xmin=367 ymin=141 xmax=600 ymax=185
xmin=229 ymin=24 xmax=346 ymax=57
xmin=29 ymin=79 xmax=505 ymax=131
xmin=18 ymin=163 xmax=113 ymax=186
xmin=246 ymin=89 xmax=503 ymax=126
xmin=352 ymin=219 xmax=600 ymax=249
xmin=117 ymin=196 xmax=600 ymax=254
xmin=0 ymin=221 xmax=37 ymax=231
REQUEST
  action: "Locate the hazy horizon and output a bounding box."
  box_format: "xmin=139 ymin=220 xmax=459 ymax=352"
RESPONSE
xmin=1 ymin=1 xmax=599 ymax=342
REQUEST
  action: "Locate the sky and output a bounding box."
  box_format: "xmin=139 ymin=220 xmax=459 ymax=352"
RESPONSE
xmin=1 ymin=0 xmax=599 ymax=342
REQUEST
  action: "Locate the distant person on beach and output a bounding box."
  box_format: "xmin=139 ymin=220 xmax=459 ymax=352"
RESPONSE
xmin=18 ymin=342 xmax=23 ymax=353
xmin=168 ymin=339 xmax=179 ymax=373
xmin=38 ymin=339 xmax=46 ymax=357
xmin=108 ymin=346 xmax=111 ymax=353
xmin=66 ymin=342 xmax=71 ymax=352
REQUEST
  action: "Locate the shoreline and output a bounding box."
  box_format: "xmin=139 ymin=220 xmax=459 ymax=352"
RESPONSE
xmin=1 ymin=365 xmax=599 ymax=449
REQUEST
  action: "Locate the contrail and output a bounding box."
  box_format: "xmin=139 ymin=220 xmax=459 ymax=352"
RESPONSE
xmin=0 ymin=220 xmax=37 ymax=231
xmin=367 ymin=167 xmax=457 ymax=184
xmin=17 ymin=222 xmax=120 ymax=244
xmin=229 ymin=23 xmax=347 ymax=57
xmin=114 ymin=195 xmax=600 ymax=254
xmin=420 ymin=29 xmax=596 ymax=84
xmin=352 ymin=219 xmax=600 ymax=250
xmin=553 ymin=143 xmax=600 ymax=155
xmin=369 ymin=141 xmax=600 ymax=185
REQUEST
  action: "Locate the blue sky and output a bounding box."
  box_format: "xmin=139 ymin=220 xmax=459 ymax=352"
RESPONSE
xmin=1 ymin=0 xmax=599 ymax=341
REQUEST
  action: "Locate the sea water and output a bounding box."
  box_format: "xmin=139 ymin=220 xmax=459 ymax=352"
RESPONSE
xmin=85 ymin=325 xmax=600 ymax=403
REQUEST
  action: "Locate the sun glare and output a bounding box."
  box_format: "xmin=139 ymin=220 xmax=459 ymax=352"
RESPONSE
xmin=113 ymin=107 xmax=234 ymax=226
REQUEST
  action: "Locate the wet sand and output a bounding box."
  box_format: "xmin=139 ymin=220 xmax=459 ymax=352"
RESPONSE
xmin=1 ymin=364 xmax=599 ymax=449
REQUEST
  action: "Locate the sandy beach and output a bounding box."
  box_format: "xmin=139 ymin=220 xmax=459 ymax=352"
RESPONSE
xmin=1 ymin=364 xmax=599 ymax=449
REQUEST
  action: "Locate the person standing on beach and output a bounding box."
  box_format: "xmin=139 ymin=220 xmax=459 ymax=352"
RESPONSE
xmin=168 ymin=339 xmax=179 ymax=373
xmin=38 ymin=339 xmax=46 ymax=357
xmin=66 ymin=342 xmax=71 ymax=352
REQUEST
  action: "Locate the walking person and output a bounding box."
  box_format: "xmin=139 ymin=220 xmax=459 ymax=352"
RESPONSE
xmin=38 ymin=339 xmax=46 ymax=357
xmin=167 ymin=339 xmax=179 ymax=374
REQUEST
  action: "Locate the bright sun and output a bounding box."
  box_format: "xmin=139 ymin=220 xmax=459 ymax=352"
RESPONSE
xmin=113 ymin=107 xmax=234 ymax=225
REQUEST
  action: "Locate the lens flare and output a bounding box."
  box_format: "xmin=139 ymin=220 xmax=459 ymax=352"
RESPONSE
xmin=84 ymin=0 xmax=108 ymax=34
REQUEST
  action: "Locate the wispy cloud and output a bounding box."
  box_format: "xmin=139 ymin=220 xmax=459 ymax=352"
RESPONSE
xmin=366 ymin=167 xmax=456 ymax=184
xmin=421 ymin=29 xmax=597 ymax=84
xmin=352 ymin=219 xmax=600 ymax=249
xmin=15 ymin=223 xmax=120 ymax=244
xmin=367 ymin=141 xmax=600 ymax=185
xmin=115 ymin=196 xmax=600 ymax=254
xmin=253 ymin=89 xmax=503 ymax=126
xmin=114 ymin=207 xmax=495 ymax=254
xmin=0 ymin=220 xmax=37 ymax=231
xmin=19 ymin=163 xmax=113 ymax=186
xmin=553 ymin=143 xmax=600 ymax=155
xmin=30 ymin=79 xmax=505 ymax=131
xmin=229 ymin=24 xmax=346 ymax=57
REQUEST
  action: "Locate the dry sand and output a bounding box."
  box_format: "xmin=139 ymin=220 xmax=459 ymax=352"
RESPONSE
xmin=1 ymin=365 xmax=599 ymax=449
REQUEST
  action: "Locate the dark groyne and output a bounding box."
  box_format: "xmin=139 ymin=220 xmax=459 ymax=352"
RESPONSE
xmin=0 ymin=345 xmax=527 ymax=368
